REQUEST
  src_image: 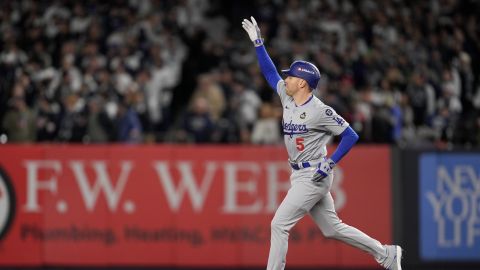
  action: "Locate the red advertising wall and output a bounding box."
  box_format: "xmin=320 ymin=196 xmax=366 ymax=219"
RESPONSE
xmin=0 ymin=145 xmax=391 ymax=267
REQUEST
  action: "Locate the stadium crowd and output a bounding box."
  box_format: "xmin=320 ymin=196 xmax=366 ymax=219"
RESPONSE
xmin=0 ymin=0 xmax=479 ymax=148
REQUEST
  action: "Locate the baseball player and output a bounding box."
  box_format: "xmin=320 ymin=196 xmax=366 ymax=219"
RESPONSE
xmin=242 ymin=17 xmax=403 ymax=270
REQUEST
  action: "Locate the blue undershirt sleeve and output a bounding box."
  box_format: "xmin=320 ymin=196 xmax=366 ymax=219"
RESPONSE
xmin=330 ymin=126 xmax=359 ymax=164
xmin=255 ymin=45 xmax=282 ymax=91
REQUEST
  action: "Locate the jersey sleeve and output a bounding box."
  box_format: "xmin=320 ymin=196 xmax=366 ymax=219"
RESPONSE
xmin=276 ymin=80 xmax=289 ymax=104
xmin=255 ymin=45 xmax=282 ymax=90
xmin=317 ymin=106 xmax=349 ymax=135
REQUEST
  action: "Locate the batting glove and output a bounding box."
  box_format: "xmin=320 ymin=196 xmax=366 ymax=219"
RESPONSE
xmin=242 ymin=16 xmax=264 ymax=47
xmin=312 ymin=158 xmax=335 ymax=182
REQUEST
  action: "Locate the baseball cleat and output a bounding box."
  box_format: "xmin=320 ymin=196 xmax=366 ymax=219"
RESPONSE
xmin=388 ymin=245 xmax=403 ymax=270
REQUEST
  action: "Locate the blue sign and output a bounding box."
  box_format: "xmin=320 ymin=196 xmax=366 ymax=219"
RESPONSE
xmin=419 ymin=153 xmax=480 ymax=261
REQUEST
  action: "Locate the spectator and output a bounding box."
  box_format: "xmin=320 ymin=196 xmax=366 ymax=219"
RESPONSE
xmin=190 ymin=73 xmax=226 ymax=122
xmin=35 ymin=96 xmax=60 ymax=141
xmin=56 ymin=94 xmax=87 ymax=142
xmin=230 ymin=79 xmax=262 ymax=131
xmin=406 ymin=73 xmax=436 ymax=127
xmin=145 ymin=44 xmax=185 ymax=133
xmin=397 ymin=93 xmax=416 ymax=145
xmin=2 ymin=96 xmax=36 ymax=143
xmin=251 ymin=103 xmax=281 ymax=145
xmin=85 ymin=97 xmax=112 ymax=143
xmin=117 ymin=99 xmax=143 ymax=144
xmin=180 ymin=96 xmax=215 ymax=143
xmin=432 ymin=107 xmax=455 ymax=147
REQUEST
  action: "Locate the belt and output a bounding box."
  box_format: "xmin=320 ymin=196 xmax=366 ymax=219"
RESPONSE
xmin=289 ymin=159 xmax=321 ymax=170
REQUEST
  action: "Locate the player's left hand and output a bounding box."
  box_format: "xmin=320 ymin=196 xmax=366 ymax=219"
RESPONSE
xmin=312 ymin=157 xmax=335 ymax=182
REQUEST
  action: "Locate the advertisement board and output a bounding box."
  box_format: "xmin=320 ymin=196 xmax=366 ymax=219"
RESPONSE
xmin=419 ymin=153 xmax=480 ymax=261
xmin=0 ymin=145 xmax=391 ymax=267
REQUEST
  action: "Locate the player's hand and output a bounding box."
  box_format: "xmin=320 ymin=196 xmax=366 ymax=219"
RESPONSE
xmin=312 ymin=158 xmax=335 ymax=182
xmin=242 ymin=16 xmax=263 ymax=47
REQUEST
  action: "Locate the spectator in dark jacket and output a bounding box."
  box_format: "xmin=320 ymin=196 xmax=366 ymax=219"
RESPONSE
xmin=117 ymin=100 xmax=143 ymax=144
xmin=181 ymin=96 xmax=215 ymax=143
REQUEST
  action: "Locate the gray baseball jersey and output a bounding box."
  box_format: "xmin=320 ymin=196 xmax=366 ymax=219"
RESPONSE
xmin=276 ymin=80 xmax=349 ymax=163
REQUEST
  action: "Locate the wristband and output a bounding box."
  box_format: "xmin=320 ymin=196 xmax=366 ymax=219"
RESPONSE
xmin=254 ymin=38 xmax=264 ymax=47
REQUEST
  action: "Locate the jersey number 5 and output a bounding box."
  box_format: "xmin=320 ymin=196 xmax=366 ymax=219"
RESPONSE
xmin=296 ymin=137 xmax=305 ymax=151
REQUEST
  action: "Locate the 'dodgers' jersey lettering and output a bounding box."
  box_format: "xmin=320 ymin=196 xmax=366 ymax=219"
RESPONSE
xmin=276 ymin=80 xmax=349 ymax=163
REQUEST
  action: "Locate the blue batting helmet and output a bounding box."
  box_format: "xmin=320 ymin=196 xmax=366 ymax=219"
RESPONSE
xmin=281 ymin=61 xmax=321 ymax=90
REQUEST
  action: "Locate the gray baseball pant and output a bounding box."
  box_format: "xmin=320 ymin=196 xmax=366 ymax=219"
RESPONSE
xmin=266 ymin=168 xmax=387 ymax=270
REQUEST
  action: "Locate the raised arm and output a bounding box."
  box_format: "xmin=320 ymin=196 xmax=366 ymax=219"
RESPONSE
xmin=242 ymin=17 xmax=281 ymax=91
